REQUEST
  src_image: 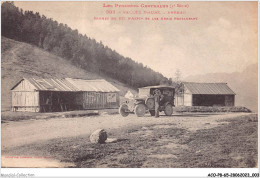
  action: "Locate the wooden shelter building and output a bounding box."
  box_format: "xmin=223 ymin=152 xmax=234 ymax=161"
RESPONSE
xmin=11 ymin=78 xmax=120 ymax=112
xmin=175 ymin=82 xmax=235 ymax=107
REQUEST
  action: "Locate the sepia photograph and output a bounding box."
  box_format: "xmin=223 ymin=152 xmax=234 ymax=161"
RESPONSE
xmin=1 ymin=0 xmax=258 ymax=176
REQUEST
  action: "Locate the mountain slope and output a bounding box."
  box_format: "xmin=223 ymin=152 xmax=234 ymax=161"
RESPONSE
xmin=1 ymin=37 xmax=137 ymax=110
xmin=1 ymin=2 xmax=167 ymax=89
xmin=185 ymin=64 xmax=258 ymax=112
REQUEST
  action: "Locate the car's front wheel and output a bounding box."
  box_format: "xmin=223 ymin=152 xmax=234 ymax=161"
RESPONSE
xmin=119 ymin=104 xmax=130 ymax=117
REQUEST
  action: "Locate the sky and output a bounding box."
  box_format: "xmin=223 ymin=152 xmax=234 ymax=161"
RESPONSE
xmin=14 ymin=1 xmax=258 ymax=78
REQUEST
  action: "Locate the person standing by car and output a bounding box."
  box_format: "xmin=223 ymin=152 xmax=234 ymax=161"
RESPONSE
xmin=154 ymin=89 xmax=161 ymax=118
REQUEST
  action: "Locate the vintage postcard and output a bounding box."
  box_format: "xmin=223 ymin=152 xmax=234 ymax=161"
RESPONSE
xmin=1 ymin=0 xmax=258 ymax=177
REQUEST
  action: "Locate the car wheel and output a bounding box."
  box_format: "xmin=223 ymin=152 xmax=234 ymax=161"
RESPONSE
xmin=145 ymin=97 xmax=155 ymax=110
xmin=134 ymin=104 xmax=146 ymax=117
xmin=119 ymin=104 xmax=130 ymax=117
xmin=164 ymin=104 xmax=173 ymax=116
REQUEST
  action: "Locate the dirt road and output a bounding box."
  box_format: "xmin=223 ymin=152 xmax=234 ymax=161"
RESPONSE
xmin=1 ymin=112 xmax=251 ymax=149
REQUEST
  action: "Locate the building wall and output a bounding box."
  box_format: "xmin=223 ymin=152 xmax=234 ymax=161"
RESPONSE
xmin=75 ymin=92 xmax=119 ymax=109
xmin=12 ymin=91 xmax=39 ymax=112
xmin=174 ymin=94 xmax=184 ymax=106
xmin=12 ymin=79 xmax=39 ymax=112
xmin=225 ymin=95 xmax=235 ymax=106
xmin=184 ymin=93 xmax=193 ymax=106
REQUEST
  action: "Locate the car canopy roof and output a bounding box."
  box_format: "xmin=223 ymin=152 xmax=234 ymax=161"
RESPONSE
xmin=139 ymin=85 xmax=175 ymax=90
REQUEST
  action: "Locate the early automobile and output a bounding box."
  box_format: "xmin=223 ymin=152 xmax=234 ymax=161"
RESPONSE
xmin=119 ymin=85 xmax=175 ymax=117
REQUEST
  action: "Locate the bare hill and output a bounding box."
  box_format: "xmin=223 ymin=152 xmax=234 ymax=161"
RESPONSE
xmin=185 ymin=64 xmax=258 ymax=112
xmin=1 ymin=37 xmax=137 ymax=110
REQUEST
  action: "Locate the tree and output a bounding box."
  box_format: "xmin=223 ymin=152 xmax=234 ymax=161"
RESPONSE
xmin=173 ymin=69 xmax=185 ymax=95
xmin=174 ymin=69 xmax=182 ymax=83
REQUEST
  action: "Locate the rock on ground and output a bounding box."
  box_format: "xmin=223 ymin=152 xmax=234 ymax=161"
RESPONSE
xmin=90 ymin=129 xmax=107 ymax=144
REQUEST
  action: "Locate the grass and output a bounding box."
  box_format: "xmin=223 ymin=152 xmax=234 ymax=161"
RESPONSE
xmin=2 ymin=114 xmax=257 ymax=168
xmin=177 ymin=114 xmax=258 ymax=167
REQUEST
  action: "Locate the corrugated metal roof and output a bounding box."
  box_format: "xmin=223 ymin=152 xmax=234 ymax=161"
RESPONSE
xmin=183 ymin=82 xmax=235 ymax=95
xmin=12 ymin=78 xmax=120 ymax=92
xmin=26 ymin=78 xmax=79 ymax=91
xmin=66 ymin=78 xmax=120 ymax=92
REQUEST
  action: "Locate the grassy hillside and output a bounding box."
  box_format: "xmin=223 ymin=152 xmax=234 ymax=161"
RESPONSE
xmin=1 ymin=37 xmax=137 ymax=111
xmin=185 ymin=64 xmax=258 ymax=112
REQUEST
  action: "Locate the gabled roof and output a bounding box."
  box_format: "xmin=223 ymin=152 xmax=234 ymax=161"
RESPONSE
xmin=183 ymin=82 xmax=235 ymax=95
xmin=11 ymin=78 xmax=120 ymax=92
